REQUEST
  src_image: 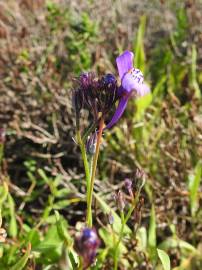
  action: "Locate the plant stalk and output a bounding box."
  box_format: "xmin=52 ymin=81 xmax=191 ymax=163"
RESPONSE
xmin=87 ymin=118 xmax=104 ymax=227
xmin=76 ymin=130 xmax=91 ymax=209
xmin=113 ymin=191 xmax=140 ymax=270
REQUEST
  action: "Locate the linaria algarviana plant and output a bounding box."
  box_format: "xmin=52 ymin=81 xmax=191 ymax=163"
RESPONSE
xmin=72 ymin=51 xmax=149 ymax=269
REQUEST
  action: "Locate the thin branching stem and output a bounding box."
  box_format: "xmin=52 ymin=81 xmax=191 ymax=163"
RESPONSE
xmin=113 ymin=190 xmax=141 ymax=270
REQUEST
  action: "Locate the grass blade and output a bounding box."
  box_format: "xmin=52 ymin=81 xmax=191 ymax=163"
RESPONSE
xmin=188 ymin=161 xmax=202 ymax=217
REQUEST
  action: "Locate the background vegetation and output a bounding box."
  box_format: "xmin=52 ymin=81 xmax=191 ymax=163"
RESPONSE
xmin=0 ymin=0 xmax=202 ymax=269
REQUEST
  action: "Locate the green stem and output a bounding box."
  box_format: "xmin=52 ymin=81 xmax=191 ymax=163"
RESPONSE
xmin=0 ymin=144 xmax=4 ymax=166
xmin=114 ymin=211 xmax=125 ymax=270
xmin=87 ymin=118 xmax=104 ymax=227
xmin=82 ymin=122 xmax=97 ymax=142
xmin=77 ymin=256 xmax=83 ymax=270
xmin=113 ymin=191 xmax=140 ymax=270
xmin=76 ymin=130 xmax=91 ymax=209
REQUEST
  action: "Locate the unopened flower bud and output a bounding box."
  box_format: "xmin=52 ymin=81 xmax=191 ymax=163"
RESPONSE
xmin=101 ymin=73 xmax=117 ymax=88
xmin=135 ymin=168 xmax=146 ymax=191
xmin=124 ymin=178 xmax=132 ymax=190
xmin=134 ymin=197 xmax=144 ymax=224
xmin=117 ymin=190 xmax=125 ymax=211
xmin=124 ymin=178 xmax=134 ymax=199
xmin=74 ymin=228 xmax=100 ymax=269
xmin=108 ymin=211 xmax=114 ymax=225
xmin=86 ymin=133 xmax=97 ymax=155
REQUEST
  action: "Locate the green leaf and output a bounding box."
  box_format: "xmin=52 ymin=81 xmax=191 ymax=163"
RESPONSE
xmin=24 ymin=228 xmax=40 ymax=248
xmin=148 ymin=204 xmax=156 ymax=248
xmin=136 ymin=226 xmax=147 ymax=251
xmin=55 ymin=210 xmax=72 ymax=245
xmin=10 ymin=243 xmax=31 ymax=270
xmin=188 ymin=161 xmax=202 ymax=216
xmin=0 ymin=181 xmax=8 ymax=207
xmin=148 ymin=204 xmax=157 ymax=260
xmin=68 ymin=251 xmax=78 ymax=270
xmin=134 ymin=15 xmax=146 ymax=72
xmin=157 ymin=248 xmax=171 ymax=270
xmin=53 ymin=199 xmax=71 ymax=209
xmin=190 ymin=44 xmax=201 ymax=98
xmin=152 ymin=76 xmax=167 ymax=98
xmin=158 ymin=237 xmax=196 ymax=253
xmin=35 ymin=225 xmax=62 ymax=252
xmin=8 ymin=194 xmax=18 ymax=237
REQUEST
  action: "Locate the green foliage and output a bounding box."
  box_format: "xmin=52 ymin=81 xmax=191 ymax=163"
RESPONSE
xmin=63 ymin=12 xmax=98 ymax=73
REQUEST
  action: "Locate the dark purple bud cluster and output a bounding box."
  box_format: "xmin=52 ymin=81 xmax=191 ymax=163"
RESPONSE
xmin=74 ymin=228 xmax=100 ymax=269
xmin=98 ymin=74 xmax=118 ymax=116
xmin=72 ymin=72 xmax=119 ymax=127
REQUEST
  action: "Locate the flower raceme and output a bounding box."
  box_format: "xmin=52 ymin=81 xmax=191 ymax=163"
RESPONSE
xmin=72 ymin=51 xmax=149 ymax=130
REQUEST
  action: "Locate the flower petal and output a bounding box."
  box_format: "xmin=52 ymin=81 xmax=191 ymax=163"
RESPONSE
xmin=138 ymin=83 xmax=150 ymax=96
xmin=116 ymin=51 xmax=134 ymax=79
xmin=122 ymin=72 xmax=150 ymax=96
xmin=105 ymin=95 xmax=129 ymax=129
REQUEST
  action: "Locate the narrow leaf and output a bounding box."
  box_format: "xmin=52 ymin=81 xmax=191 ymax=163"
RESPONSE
xmin=157 ymin=248 xmax=171 ymax=270
xmin=148 ymin=204 xmax=157 ymax=260
xmin=148 ymin=204 xmax=156 ymax=248
xmin=188 ymin=162 xmax=202 ymax=216
xmin=8 ymin=194 xmax=18 ymax=237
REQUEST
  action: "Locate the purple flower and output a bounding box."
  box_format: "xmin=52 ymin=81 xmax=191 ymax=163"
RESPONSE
xmin=106 ymin=51 xmax=150 ymax=128
xmin=74 ymin=228 xmax=100 ymax=269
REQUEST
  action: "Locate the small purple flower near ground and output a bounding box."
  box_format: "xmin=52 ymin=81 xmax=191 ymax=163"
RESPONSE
xmin=106 ymin=51 xmax=150 ymax=129
xmin=74 ymin=228 xmax=100 ymax=269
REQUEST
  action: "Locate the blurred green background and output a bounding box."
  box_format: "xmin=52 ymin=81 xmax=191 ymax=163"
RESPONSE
xmin=0 ymin=0 xmax=201 ymax=269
